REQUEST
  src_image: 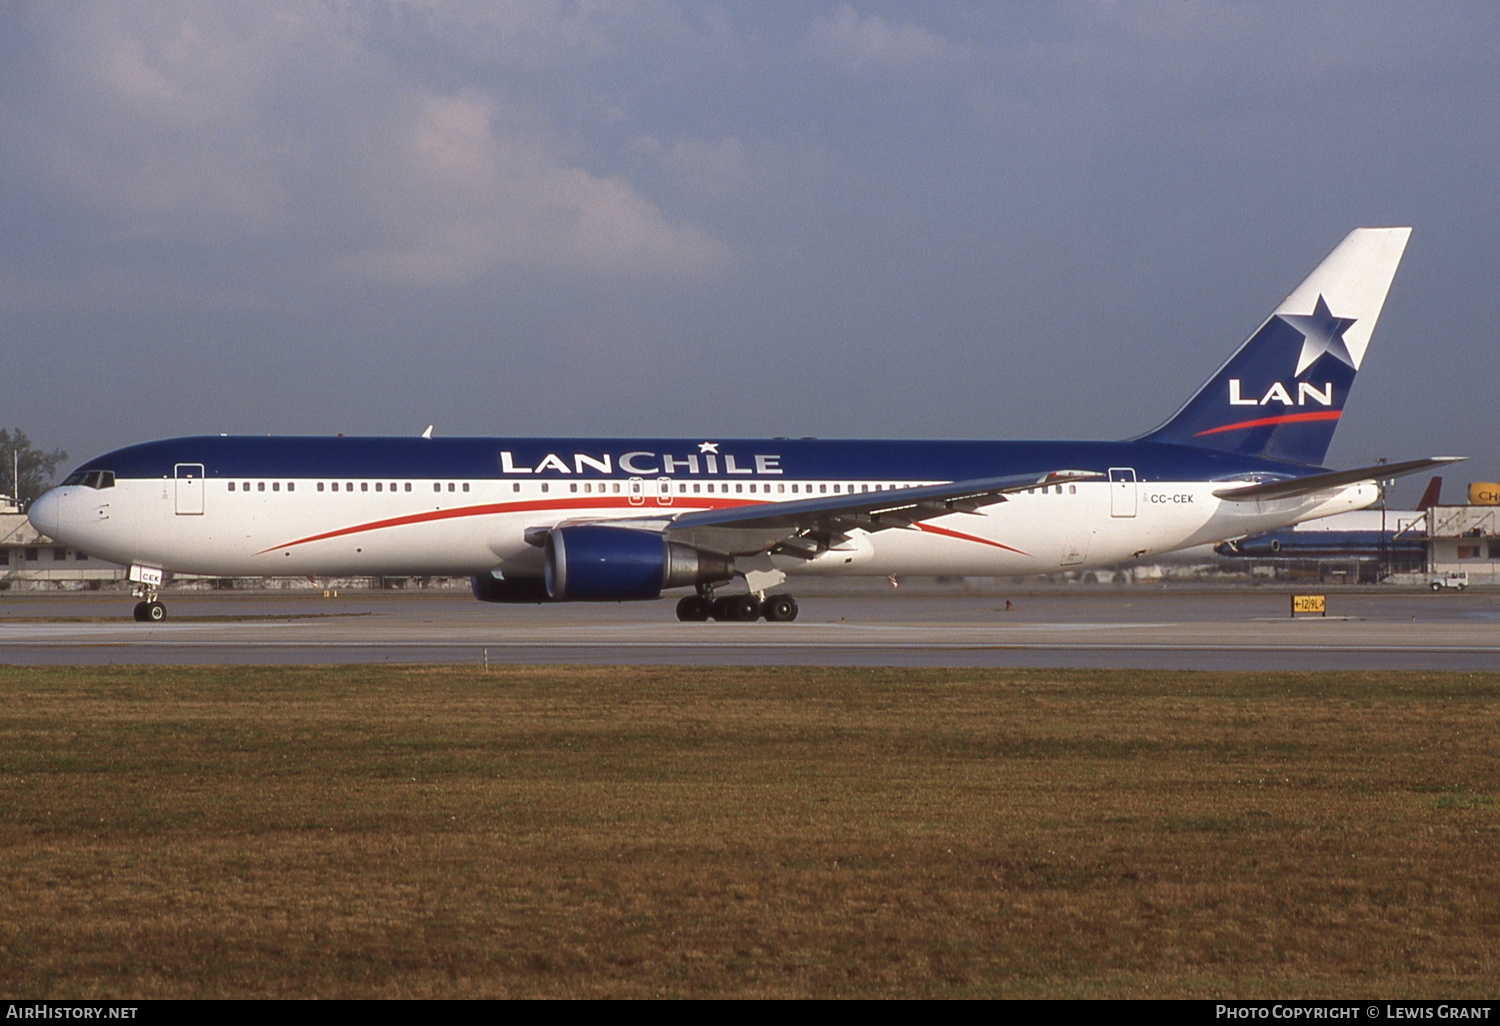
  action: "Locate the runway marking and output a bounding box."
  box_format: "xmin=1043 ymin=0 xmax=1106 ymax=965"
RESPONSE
xmin=8 ymin=636 xmax=1500 ymax=654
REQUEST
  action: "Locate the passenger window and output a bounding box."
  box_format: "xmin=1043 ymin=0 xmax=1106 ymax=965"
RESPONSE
xmin=463 ymin=483 xmax=469 ymax=492
xmin=228 ymin=482 xmax=236 ymax=492
xmin=258 ymin=482 xmax=265 ymax=492
xmin=434 ymin=483 xmax=441 ymax=492
xmin=513 ymin=483 xmax=520 ymax=493
xmin=375 ymin=483 xmax=382 ymax=492
xmin=273 ymin=482 xmax=280 ymax=492
xmin=361 ymin=482 xmax=368 ymax=492
xmin=316 ymin=482 xmax=324 ymax=492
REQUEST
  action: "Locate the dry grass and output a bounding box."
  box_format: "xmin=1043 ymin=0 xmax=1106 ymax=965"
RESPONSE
xmin=0 ymin=665 xmax=1496 ymax=998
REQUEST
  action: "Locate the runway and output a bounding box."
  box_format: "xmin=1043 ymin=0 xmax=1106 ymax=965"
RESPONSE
xmin=4 ymin=586 xmax=1500 ymax=669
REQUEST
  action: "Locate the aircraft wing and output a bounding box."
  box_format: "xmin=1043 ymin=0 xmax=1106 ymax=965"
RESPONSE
xmin=524 ymin=469 xmax=1103 ymax=558
xmin=1212 ymin=456 xmax=1465 ymax=502
xmin=657 ymin=469 xmax=1102 ymax=557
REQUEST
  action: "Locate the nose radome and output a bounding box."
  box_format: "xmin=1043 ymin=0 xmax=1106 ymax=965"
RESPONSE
xmin=27 ymin=488 xmax=59 ymax=538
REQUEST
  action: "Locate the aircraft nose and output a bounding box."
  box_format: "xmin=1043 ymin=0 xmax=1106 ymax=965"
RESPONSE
xmin=27 ymin=488 xmax=60 ymax=538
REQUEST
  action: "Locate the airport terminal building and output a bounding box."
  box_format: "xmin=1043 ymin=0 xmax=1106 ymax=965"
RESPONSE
xmin=1426 ymin=503 xmax=1500 ymax=584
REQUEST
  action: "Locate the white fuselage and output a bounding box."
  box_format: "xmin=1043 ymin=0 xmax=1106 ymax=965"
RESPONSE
xmin=35 ymin=470 xmax=1377 ymax=581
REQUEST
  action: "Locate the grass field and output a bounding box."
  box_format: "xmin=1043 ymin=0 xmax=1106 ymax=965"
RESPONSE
xmin=1 ymin=665 xmax=1496 ymax=998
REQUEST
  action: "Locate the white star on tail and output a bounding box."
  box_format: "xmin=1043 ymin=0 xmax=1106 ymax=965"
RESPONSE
xmin=1283 ymin=294 xmax=1359 ymax=376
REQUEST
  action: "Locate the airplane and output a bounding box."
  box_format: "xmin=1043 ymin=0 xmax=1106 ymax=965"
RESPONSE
xmin=1214 ymin=477 xmax=1441 ymax=564
xmin=28 ymin=227 xmax=1462 ymax=623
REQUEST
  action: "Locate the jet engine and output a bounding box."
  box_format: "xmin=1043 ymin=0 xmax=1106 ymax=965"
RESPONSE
xmin=543 ymin=525 xmax=733 ymax=601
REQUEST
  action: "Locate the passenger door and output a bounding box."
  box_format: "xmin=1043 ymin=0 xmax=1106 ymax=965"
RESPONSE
xmin=1109 ymin=467 xmax=1137 ymax=518
xmin=174 ymin=463 xmax=205 ymax=516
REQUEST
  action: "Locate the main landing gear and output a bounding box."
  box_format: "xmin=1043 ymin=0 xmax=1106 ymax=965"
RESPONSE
xmin=675 ymin=588 xmax=799 ymax=623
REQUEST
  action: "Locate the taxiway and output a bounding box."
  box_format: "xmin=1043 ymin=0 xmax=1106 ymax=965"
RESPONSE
xmin=3 ymin=587 xmax=1498 ymax=669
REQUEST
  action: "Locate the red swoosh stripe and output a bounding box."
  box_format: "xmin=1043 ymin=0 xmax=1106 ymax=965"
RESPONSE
xmin=257 ymin=496 xmax=751 ymax=554
xmin=260 ymin=496 xmax=1031 ymax=557
xmin=1193 ymin=410 xmax=1341 ymax=437
xmin=914 ymin=522 xmax=1030 ymax=556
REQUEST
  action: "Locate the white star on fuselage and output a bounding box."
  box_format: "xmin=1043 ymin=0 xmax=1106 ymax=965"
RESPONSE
xmin=698 ymin=442 xmax=719 ymax=454
xmin=1282 ymin=294 xmax=1359 ymax=376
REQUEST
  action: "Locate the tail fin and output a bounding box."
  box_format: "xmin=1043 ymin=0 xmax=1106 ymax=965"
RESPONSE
xmin=1139 ymin=227 xmax=1411 ymax=466
xmin=1416 ymin=475 xmax=1443 ymax=510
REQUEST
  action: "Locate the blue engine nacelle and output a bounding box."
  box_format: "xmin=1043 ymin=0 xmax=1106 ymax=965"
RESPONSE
xmin=471 ymin=574 xmax=552 ymax=603
xmin=543 ymin=525 xmax=734 ymax=601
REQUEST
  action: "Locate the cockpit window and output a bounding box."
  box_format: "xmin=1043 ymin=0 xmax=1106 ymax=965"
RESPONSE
xmin=61 ymin=470 xmax=115 ymax=489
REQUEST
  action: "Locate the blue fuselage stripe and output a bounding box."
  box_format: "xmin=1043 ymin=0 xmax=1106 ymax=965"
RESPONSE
xmin=72 ymin=436 xmax=1327 ymax=484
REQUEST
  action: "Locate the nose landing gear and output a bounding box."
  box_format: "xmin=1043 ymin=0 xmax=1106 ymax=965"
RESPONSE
xmin=127 ymin=565 xmax=167 ymax=622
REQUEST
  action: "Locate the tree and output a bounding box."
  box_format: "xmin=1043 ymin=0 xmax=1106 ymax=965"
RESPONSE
xmin=1 ymin=429 xmax=68 ymax=506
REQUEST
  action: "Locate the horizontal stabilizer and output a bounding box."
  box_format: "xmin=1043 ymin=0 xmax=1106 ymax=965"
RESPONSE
xmin=1212 ymin=456 xmax=1465 ymax=502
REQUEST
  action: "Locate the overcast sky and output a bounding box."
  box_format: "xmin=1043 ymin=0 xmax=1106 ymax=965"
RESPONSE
xmin=3 ymin=1 xmax=1497 ymax=502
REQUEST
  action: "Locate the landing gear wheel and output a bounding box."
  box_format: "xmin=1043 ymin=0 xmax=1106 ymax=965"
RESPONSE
xmin=763 ymin=595 xmax=799 ymax=622
xmin=712 ymin=595 xmax=762 ymax=621
xmin=676 ymin=595 xmax=711 ymax=621
xmin=134 ymin=601 xmax=166 ymax=622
